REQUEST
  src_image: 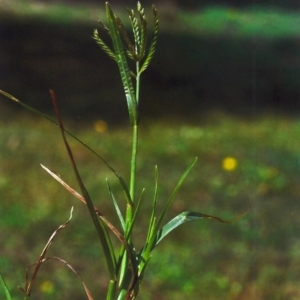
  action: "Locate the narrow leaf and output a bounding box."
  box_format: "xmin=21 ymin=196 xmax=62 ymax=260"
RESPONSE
xmin=154 ymin=211 xmax=233 ymax=247
xmin=115 ymin=190 xmax=144 ymax=293
xmin=21 ymin=256 xmax=94 ymax=300
xmin=145 ymin=165 xmax=158 ymax=243
xmin=19 ymin=207 xmax=73 ymax=296
xmin=138 ymin=159 xmax=197 ymax=275
xmin=118 ymin=176 xmax=133 ymax=207
xmin=126 ymin=188 xmax=145 ymax=239
xmin=106 ymin=179 xmax=126 ymax=231
xmin=41 ymin=164 xmax=86 ymax=205
xmin=49 ymin=90 xmax=116 ymax=280
xmin=116 ymin=188 xmax=144 ymax=291
xmin=155 ymin=157 xmax=198 ymax=231
xmin=51 ymin=256 xmax=94 ymax=300
xmin=0 ymin=275 xmax=12 ymax=300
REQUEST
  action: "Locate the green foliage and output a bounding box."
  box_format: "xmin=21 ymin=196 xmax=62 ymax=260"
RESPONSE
xmin=179 ymin=6 xmax=300 ymax=38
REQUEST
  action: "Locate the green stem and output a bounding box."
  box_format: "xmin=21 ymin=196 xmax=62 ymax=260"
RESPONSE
xmin=106 ymin=280 xmax=117 ymax=300
xmin=127 ymin=123 xmax=138 ymax=228
xmin=126 ymin=62 xmax=141 ymax=232
xmin=120 ymin=63 xmax=140 ymax=290
xmin=119 ymin=122 xmax=138 ymax=294
xmin=136 ymin=62 xmax=141 ymax=105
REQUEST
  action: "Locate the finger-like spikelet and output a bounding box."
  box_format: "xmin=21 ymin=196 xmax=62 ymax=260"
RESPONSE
xmin=140 ymin=4 xmax=159 ymax=74
xmin=92 ymin=29 xmax=117 ymax=62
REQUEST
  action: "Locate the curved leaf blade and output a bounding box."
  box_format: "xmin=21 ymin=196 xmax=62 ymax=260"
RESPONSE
xmin=49 ymin=90 xmax=117 ymax=280
xmin=155 ymin=157 xmax=198 ymax=231
xmin=20 ymin=207 xmax=74 ymax=296
xmin=0 ymin=275 xmax=11 ymax=300
xmin=106 ymin=179 xmax=126 ymax=231
xmin=154 ymin=211 xmax=229 ymax=247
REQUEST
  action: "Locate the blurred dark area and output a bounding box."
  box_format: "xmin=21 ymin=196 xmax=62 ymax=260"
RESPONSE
xmin=0 ymin=0 xmax=300 ymax=123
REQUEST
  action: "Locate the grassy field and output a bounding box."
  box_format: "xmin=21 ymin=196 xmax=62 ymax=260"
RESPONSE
xmin=1 ymin=108 xmax=300 ymax=299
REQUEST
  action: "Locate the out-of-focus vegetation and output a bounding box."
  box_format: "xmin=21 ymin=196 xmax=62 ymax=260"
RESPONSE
xmin=2 ymin=0 xmax=300 ymax=38
xmin=179 ymin=6 xmax=300 ymax=38
xmin=1 ymin=110 xmax=300 ymax=299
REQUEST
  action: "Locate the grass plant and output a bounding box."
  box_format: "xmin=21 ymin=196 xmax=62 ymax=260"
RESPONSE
xmin=0 ymin=2 xmax=247 ymax=300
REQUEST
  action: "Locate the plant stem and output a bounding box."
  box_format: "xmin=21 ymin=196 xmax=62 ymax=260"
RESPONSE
xmin=126 ymin=62 xmax=141 ymax=232
xmin=136 ymin=62 xmax=141 ymax=105
xmin=106 ymin=280 xmax=117 ymax=300
xmin=127 ymin=123 xmax=138 ymax=227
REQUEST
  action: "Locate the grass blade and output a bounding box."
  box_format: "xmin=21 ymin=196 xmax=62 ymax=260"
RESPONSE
xmin=125 ymin=188 xmax=145 ymax=241
xmin=155 ymin=157 xmax=198 ymax=231
xmin=49 ymin=90 xmax=117 ymax=280
xmin=154 ymin=211 xmax=233 ymax=247
xmin=116 ymin=189 xmax=144 ymax=293
xmin=106 ymin=179 xmax=126 ymax=231
xmin=51 ymin=256 xmax=94 ymax=300
xmin=145 ymin=165 xmax=159 ymax=243
xmin=19 ymin=207 xmax=73 ymax=296
xmin=0 ymin=275 xmax=12 ymax=300
xmin=27 ymin=256 xmax=94 ymax=300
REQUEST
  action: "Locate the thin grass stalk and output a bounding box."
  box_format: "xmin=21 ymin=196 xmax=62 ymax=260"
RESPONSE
xmin=145 ymin=166 xmax=158 ymax=244
xmin=106 ymin=280 xmax=117 ymax=300
xmin=49 ymin=90 xmax=117 ymax=288
xmin=135 ymin=62 xmax=141 ymax=104
xmin=0 ymin=275 xmax=12 ymax=300
xmin=128 ymin=124 xmax=138 ymax=225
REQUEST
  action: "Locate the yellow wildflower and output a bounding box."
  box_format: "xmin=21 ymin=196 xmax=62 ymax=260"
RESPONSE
xmin=222 ymin=157 xmax=238 ymax=171
xmin=94 ymin=119 xmax=108 ymax=133
xmin=40 ymin=280 xmax=54 ymax=294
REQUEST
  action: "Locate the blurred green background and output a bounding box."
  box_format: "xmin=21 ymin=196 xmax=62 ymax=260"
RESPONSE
xmin=1 ymin=0 xmax=300 ymax=299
